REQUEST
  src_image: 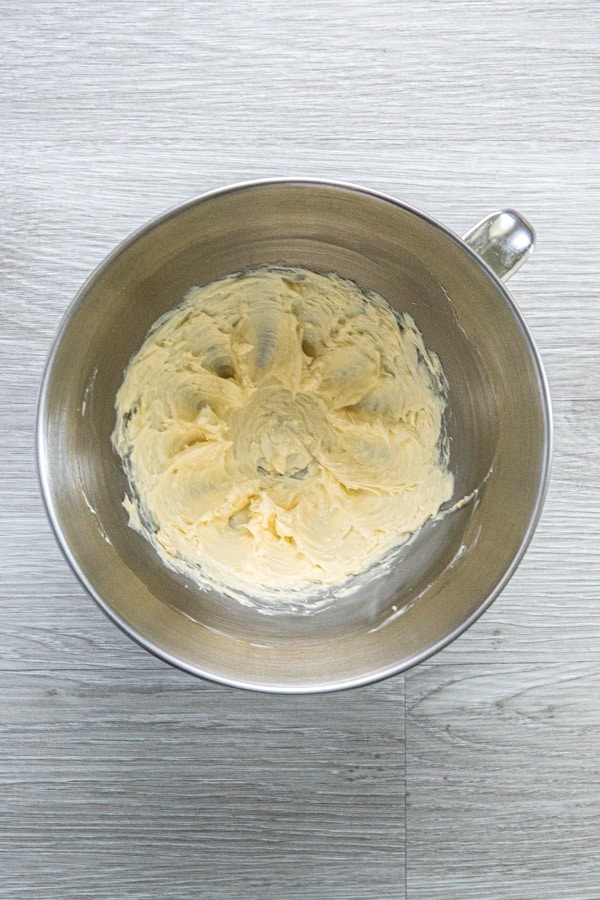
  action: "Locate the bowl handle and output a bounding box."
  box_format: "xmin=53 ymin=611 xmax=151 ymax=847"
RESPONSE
xmin=463 ymin=210 xmax=535 ymax=282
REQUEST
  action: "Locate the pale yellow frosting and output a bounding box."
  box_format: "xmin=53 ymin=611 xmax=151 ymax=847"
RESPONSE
xmin=112 ymin=266 xmax=453 ymax=605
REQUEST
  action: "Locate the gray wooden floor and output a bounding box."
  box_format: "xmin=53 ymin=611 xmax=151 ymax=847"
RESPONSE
xmin=1 ymin=2 xmax=599 ymax=897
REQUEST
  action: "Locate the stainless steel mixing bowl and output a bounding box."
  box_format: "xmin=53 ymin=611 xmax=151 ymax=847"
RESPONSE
xmin=37 ymin=180 xmax=551 ymax=693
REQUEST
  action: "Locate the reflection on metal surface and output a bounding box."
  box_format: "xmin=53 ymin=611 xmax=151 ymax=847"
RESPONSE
xmin=463 ymin=210 xmax=535 ymax=282
xmin=37 ymin=180 xmax=551 ymax=693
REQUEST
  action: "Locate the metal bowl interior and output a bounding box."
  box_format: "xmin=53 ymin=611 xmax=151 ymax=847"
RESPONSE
xmin=37 ymin=181 xmax=551 ymax=692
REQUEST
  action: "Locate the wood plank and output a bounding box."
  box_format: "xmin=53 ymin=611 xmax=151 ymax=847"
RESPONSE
xmin=0 ymin=669 xmax=405 ymax=899
xmin=2 ymin=0 xmax=596 ymax=145
xmin=406 ymin=662 xmax=600 ymax=899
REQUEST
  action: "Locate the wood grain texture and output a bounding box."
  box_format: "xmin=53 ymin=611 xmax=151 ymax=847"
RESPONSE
xmin=406 ymin=663 xmax=600 ymax=899
xmin=1 ymin=0 xmax=600 ymax=897
xmin=0 ymin=671 xmax=405 ymax=899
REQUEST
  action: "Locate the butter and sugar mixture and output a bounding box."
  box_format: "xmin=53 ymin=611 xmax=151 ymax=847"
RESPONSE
xmin=112 ymin=266 xmax=453 ymax=604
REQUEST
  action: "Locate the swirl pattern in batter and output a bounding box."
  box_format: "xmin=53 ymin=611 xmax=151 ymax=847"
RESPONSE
xmin=112 ymin=265 xmax=454 ymax=605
